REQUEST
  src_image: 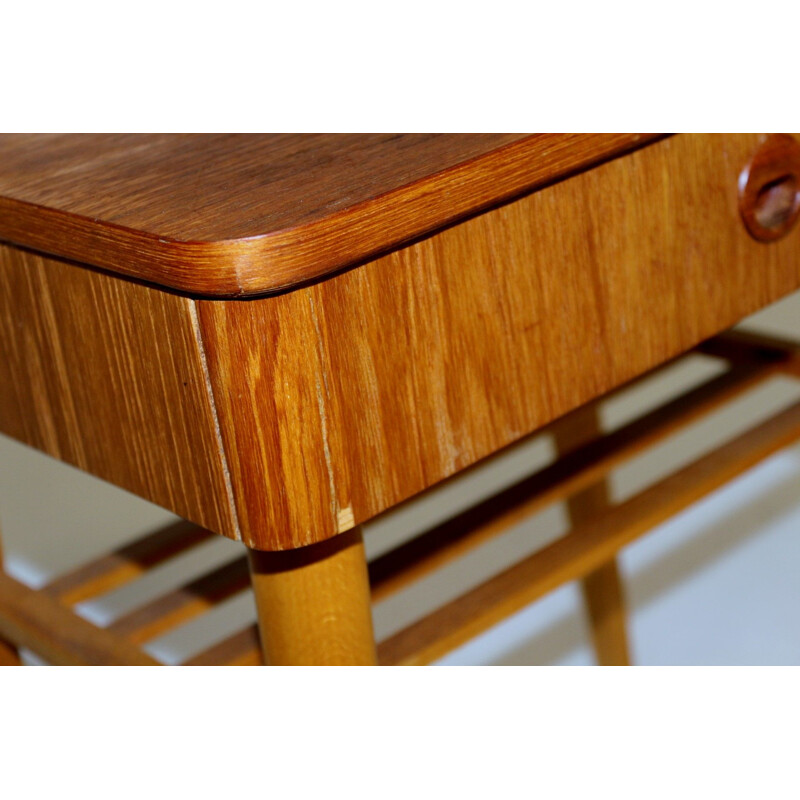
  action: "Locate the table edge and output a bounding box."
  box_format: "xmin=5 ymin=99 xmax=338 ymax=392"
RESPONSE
xmin=0 ymin=133 xmax=666 ymax=296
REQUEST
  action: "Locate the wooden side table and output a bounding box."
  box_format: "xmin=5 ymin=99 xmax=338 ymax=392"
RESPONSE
xmin=1 ymin=133 xmax=799 ymax=665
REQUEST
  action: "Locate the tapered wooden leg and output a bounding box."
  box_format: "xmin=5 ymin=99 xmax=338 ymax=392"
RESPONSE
xmin=0 ymin=524 xmax=22 ymax=665
xmin=553 ymin=406 xmax=631 ymax=666
xmin=580 ymin=559 xmax=630 ymax=666
xmin=247 ymin=526 xmax=377 ymax=665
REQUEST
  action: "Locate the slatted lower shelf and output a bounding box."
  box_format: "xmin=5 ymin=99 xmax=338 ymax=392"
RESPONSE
xmin=1 ymin=329 xmax=799 ymax=665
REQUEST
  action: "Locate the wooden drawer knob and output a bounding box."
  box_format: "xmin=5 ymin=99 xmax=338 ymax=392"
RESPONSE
xmin=739 ymin=134 xmax=800 ymax=242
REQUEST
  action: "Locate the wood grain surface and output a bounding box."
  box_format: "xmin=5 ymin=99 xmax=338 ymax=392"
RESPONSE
xmin=4 ymin=134 xmax=800 ymax=552
xmin=0 ymin=133 xmax=661 ymax=295
xmin=0 ymin=245 xmax=238 ymax=538
xmin=197 ymin=133 xmax=800 ymax=549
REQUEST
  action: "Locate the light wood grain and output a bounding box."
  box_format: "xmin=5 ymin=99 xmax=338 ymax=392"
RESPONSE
xmin=0 ymin=134 xmax=661 ymax=295
xmin=197 ymin=133 xmax=800 ymax=550
xmin=248 ymin=527 xmax=376 ymax=665
xmin=0 ymin=572 xmax=159 ymax=665
xmin=378 ymin=399 xmax=800 ymax=665
xmin=554 ymin=405 xmax=631 ymax=667
xmin=0 ymin=246 xmax=238 ymax=539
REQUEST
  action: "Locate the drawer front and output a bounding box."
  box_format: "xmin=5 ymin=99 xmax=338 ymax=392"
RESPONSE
xmin=196 ymin=133 xmax=800 ymax=549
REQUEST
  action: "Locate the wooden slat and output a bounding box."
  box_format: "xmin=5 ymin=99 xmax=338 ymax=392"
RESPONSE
xmin=697 ymin=330 xmax=800 ymax=376
xmin=377 ymin=399 xmax=800 ymax=666
xmin=0 ymin=636 xmax=20 ymax=665
xmin=0 ymin=572 xmax=159 ymax=665
xmin=107 ymin=557 xmax=249 ymax=644
xmin=369 ymin=361 xmax=774 ymax=602
xmin=184 ymin=625 xmax=262 ymax=666
xmin=44 ymin=521 xmax=214 ymax=605
xmin=0 ymin=527 xmax=22 ymax=665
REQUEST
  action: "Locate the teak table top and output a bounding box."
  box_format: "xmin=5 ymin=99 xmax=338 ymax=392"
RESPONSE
xmin=0 ymin=133 xmax=660 ymax=296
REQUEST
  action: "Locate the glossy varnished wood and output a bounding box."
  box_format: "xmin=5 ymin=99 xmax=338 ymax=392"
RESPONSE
xmin=197 ymin=133 xmax=800 ymax=550
xmin=3 ymin=133 xmax=800 ymax=666
xmin=0 ymin=246 xmax=238 ymax=538
xmin=738 ymin=134 xmax=800 ymax=242
xmin=0 ymin=134 xmax=661 ymax=295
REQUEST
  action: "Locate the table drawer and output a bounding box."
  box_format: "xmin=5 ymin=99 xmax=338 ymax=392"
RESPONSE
xmin=196 ymin=133 xmax=800 ymax=548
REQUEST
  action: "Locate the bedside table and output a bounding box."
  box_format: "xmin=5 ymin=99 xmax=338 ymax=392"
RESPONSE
xmin=0 ymin=133 xmax=799 ymax=665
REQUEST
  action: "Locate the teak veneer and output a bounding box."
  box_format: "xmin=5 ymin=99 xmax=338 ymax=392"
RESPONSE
xmin=1 ymin=132 xmax=800 ymax=665
xmin=0 ymin=133 xmax=660 ymax=295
